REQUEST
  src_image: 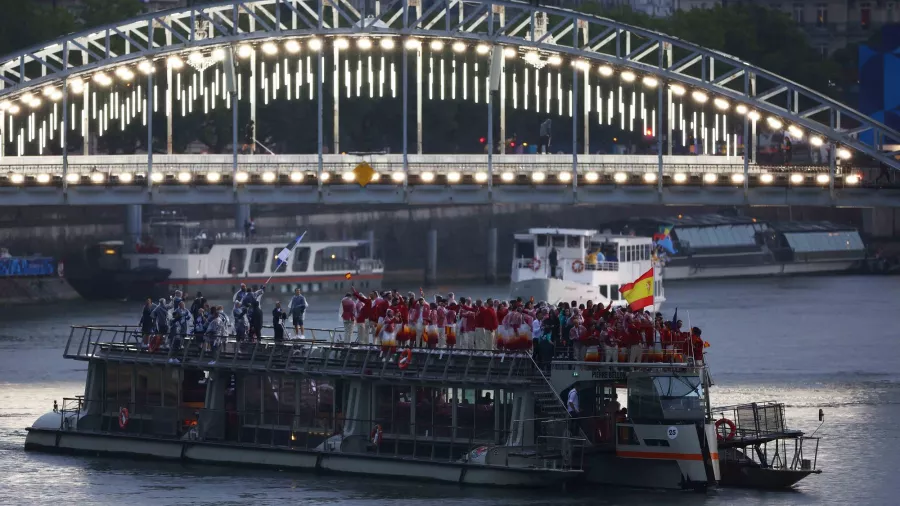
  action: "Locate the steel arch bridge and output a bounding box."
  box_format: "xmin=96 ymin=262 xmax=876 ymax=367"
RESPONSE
xmin=0 ymin=0 xmax=897 ymax=207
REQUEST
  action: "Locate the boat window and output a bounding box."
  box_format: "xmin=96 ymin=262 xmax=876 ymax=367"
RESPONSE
xmin=536 ymin=235 xmax=548 ymax=247
xmin=567 ymin=236 xmax=581 ymax=248
xmin=610 ymin=284 xmax=619 ymax=300
xmin=784 ymin=231 xmax=864 ymax=253
xmin=294 ymin=379 xmax=334 ymax=431
xmin=626 ymin=376 xmax=665 ymax=421
xmin=248 ymin=248 xmax=268 ymax=274
xmin=375 ymin=385 xmax=412 ymax=436
xmin=552 ymin=235 xmax=566 ymax=247
xmin=516 ymin=240 xmax=535 ymax=259
xmin=600 ymin=285 xmax=608 ymax=298
xmin=104 ymin=363 xmax=133 ymax=410
xmin=135 ymin=367 xmax=162 ymax=413
xmin=227 ymin=248 xmax=246 ymax=275
xmin=262 ymin=376 xmax=297 ymax=427
xmin=314 ymin=247 xmax=357 ymax=272
xmin=291 ymin=247 xmax=311 ymax=273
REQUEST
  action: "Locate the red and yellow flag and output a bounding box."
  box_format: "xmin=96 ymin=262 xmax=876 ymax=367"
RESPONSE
xmin=618 ymin=268 xmax=654 ymax=311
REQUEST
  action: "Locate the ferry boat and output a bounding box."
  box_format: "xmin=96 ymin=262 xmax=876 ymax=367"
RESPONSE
xmin=510 ymin=228 xmax=665 ymax=309
xmin=23 ymin=325 xmax=819 ymax=489
xmin=66 ymin=218 xmax=384 ymax=301
xmin=602 ymin=215 xmax=865 ymax=281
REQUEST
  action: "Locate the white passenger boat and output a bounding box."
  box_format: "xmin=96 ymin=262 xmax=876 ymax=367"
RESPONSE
xmin=510 ymin=228 xmax=665 ymax=310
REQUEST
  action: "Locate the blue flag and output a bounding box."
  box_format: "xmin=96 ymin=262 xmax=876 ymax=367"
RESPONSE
xmin=657 ymin=235 xmax=677 ymax=255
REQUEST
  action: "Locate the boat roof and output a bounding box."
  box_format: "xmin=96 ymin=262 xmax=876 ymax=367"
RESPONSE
xmin=524 ymin=228 xmax=598 ymax=237
xmin=767 ymin=221 xmax=860 ymax=233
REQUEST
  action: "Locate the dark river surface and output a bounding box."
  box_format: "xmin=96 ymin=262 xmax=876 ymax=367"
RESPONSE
xmin=1 ymin=276 xmax=898 ymax=505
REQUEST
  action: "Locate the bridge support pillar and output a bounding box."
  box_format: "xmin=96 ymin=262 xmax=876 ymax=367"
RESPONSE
xmin=235 ymin=204 xmax=251 ymax=234
xmin=862 ymin=207 xmax=898 ymax=238
xmin=425 ymin=229 xmax=437 ymax=287
xmin=125 ymin=205 xmax=142 ymax=251
xmin=486 ymin=227 xmax=498 ymax=284
xmin=366 ymin=230 xmax=375 ymax=259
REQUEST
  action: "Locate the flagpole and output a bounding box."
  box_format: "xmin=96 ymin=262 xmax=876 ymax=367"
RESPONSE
xmin=264 ymin=231 xmax=307 ymax=286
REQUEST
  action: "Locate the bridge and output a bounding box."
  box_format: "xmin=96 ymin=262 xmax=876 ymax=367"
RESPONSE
xmin=0 ymin=0 xmax=898 ymax=216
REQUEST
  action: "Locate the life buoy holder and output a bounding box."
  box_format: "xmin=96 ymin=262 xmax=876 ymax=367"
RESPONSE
xmin=370 ymin=424 xmax=383 ymax=447
xmin=715 ymin=418 xmax=736 ymax=442
xmin=531 ymin=258 xmax=541 ymax=272
xmin=572 ymin=259 xmax=585 ymax=273
xmin=398 ymin=348 xmax=413 ymax=370
xmin=118 ymin=407 xmax=130 ymax=429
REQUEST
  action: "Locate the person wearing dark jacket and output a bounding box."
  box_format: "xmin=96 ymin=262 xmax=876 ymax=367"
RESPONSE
xmin=190 ymin=292 xmax=204 ymax=317
xmin=249 ymin=300 xmax=263 ymax=342
xmin=272 ymin=301 xmax=287 ymax=342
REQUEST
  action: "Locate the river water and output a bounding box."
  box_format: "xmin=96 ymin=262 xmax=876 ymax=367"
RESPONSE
xmin=1 ymin=276 xmax=898 ymax=505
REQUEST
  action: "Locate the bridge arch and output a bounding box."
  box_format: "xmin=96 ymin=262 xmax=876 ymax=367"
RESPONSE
xmin=0 ymin=0 xmax=896 ymax=171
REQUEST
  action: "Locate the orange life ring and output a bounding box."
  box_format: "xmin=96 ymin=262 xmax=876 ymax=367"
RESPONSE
xmin=370 ymin=424 xmax=383 ymax=447
xmin=715 ymin=418 xmax=736 ymax=442
xmin=148 ymin=334 xmax=162 ymax=353
xmin=572 ymin=259 xmax=585 ymax=273
xmin=118 ymin=407 xmax=130 ymax=429
xmin=531 ymin=258 xmax=541 ymax=272
xmin=398 ymin=348 xmax=413 ymax=370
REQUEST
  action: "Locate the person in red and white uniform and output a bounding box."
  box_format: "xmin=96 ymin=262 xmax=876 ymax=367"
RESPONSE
xmin=435 ymin=297 xmax=448 ymax=347
xmin=480 ymin=298 xmax=499 ymax=352
xmin=352 ymin=287 xmax=372 ymax=344
xmin=339 ymin=293 xmax=356 ymax=343
xmin=458 ymin=298 xmax=477 ymax=351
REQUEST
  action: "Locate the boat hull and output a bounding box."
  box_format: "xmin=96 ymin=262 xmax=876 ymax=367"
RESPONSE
xmin=163 ymin=272 xmax=384 ymax=301
xmin=24 ymin=427 xmax=576 ymax=488
xmin=510 ymin=278 xmax=663 ymax=311
xmin=719 ymin=461 xmax=820 ymax=489
xmin=663 ymin=261 xmax=856 ymax=281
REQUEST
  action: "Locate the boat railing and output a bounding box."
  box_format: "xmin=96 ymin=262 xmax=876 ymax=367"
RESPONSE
xmin=63 ymin=325 xmax=539 ymax=387
xmin=584 ymin=261 xmax=619 ymax=272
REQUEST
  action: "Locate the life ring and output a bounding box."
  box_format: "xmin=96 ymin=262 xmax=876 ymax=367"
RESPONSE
xmin=531 ymin=258 xmax=541 ymax=272
xmin=398 ymin=348 xmax=413 ymax=370
xmin=715 ymin=418 xmax=736 ymax=442
xmin=118 ymin=407 xmax=130 ymax=429
xmin=572 ymin=259 xmax=585 ymax=273
xmin=148 ymin=334 xmax=162 ymax=353
xmin=370 ymin=424 xmax=383 ymax=447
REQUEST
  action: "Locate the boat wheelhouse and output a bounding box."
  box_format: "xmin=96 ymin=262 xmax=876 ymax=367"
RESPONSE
xmin=510 ymin=228 xmax=665 ymax=309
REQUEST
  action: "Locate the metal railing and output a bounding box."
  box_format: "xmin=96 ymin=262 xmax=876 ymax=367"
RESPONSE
xmin=585 ymin=262 xmax=619 ymax=272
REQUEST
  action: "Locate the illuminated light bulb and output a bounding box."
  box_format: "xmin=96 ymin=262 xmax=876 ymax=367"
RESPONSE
xmin=238 ymin=44 xmax=253 ymax=58
xmin=766 ymin=117 xmax=783 ymax=130
xmin=65 ymin=173 xmax=80 ymax=183
xmin=788 ymin=125 xmax=803 ymax=138
xmin=10 ymin=173 xmax=24 ymax=185
xmin=586 ymin=172 xmax=601 ymax=183
xmin=118 ymin=173 xmax=133 ymax=183
xmin=430 ymin=40 xmax=444 ymax=51
xmin=285 ymin=40 xmax=301 ymax=54
xmin=50 ymin=90 xmax=63 ymax=102
xmin=370 ymin=173 xmax=381 ymax=182
xmin=212 ymin=48 xmax=227 ymax=61
xmin=501 ymin=172 xmax=515 ymax=182
xmin=760 ymin=173 xmax=774 ymax=184
xmin=790 ymin=173 xmax=804 ymax=184
xmin=612 ymin=172 xmax=627 ymax=183
xmin=167 ymin=55 xmax=183 ymax=69
xmin=380 ymin=38 xmax=395 ymax=50
xmin=524 ymin=51 xmax=539 ymax=64
xmin=643 ymin=173 xmax=658 ymax=183
xmin=620 ymin=71 xmax=636 ymax=83
xmin=358 ymin=38 xmax=373 ymax=50
xmin=714 ymin=98 xmax=729 ymax=110
xmin=692 ymin=90 xmax=708 ymax=103
xmin=405 ymin=39 xmax=421 ymax=50
xmin=151 ymin=172 xmax=164 ymax=183
xmin=838 ymin=148 xmax=852 ymax=160
xmin=673 ymin=173 xmax=687 ymax=183
xmin=334 ymin=38 xmax=350 ymax=50
xmin=36 ymin=173 xmax=51 ymax=184
xmin=703 ymin=173 xmax=717 ymax=183
xmin=670 ymin=84 xmax=686 ymax=96
xmin=70 ymin=78 xmax=85 ymax=94
xmin=558 ymin=171 xmax=572 ymax=182
xmin=548 ymin=55 xmax=562 ymax=66
xmin=503 ymin=47 xmax=516 ymax=58
xmin=308 ymin=38 xmax=322 ymax=51
xmin=0 ymin=101 xmax=9 ymax=111
xmin=642 ymin=76 xmax=658 ymax=88
xmin=452 ymin=41 xmax=466 ymax=53
xmin=8 ymin=104 xmax=20 ymax=114
xmin=447 ymin=172 xmax=461 ymax=183
xmin=260 ymin=172 xmax=275 ymax=182
xmin=235 ymin=172 xmax=249 ymax=183
xmin=475 ymin=44 xmax=490 ymax=55
xmin=816 ymin=174 xmax=830 ymax=184
xmin=574 ymin=60 xmax=590 ymax=70
xmin=138 ymin=60 xmax=154 ymax=74
xmin=391 ymin=171 xmax=405 ymax=183
xmin=598 ymin=65 xmax=613 ymax=77
xmin=42 ymin=86 xmax=54 ymax=97
xmin=735 ymin=104 xmax=748 ymax=115
xmin=474 ymin=172 xmax=488 ymax=183
xmin=22 ymin=92 xmax=34 ymax=103
xmin=420 ymin=172 xmax=435 ymax=182
xmin=341 ymin=172 xmax=355 ymax=182
xmin=531 ymin=172 xmax=546 ymax=183
xmin=748 ymin=111 xmax=761 ymax=122
xmin=731 ymin=173 xmax=745 ymax=184
xmin=810 ymin=136 xmax=824 ymax=147
xmin=90 ymin=172 xmax=105 ymax=184
xmin=30 ymin=98 xmax=41 ymax=108
xmin=262 ymin=42 xmax=278 ymax=55
xmin=188 ymin=52 xmax=204 ymax=64
xmin=206 ymin=172 xmax=220 ymax=182
xmin=289 ymin=172 xmax=304 ymax=182
xmin=845 ymin=174 xmax=860 ymax=185
xmin=177 ymin=172 xmax=191 ymax=183
xmin=319 ymin=172 xmax=331 ymax=182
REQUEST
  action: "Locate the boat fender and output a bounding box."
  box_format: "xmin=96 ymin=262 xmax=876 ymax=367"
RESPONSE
xmin=370 ymin=424 xmax=383 ymax=447
xmin=398 ymin=348 xmax=413 ymax=370
xmin=531 ymin=258 xmax=541 ymax=272
xmin=118 ymin=407 xmax=130 ymax=429
xmin=715 ymin=418 xmax=736 ymax=442
xmin=572 ymin=260 xmax=585 ymax=273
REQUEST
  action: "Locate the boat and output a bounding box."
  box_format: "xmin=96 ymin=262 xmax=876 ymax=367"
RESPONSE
xmin=509 ymin=228 xmax=665 ymax=309
xmin=23 ymin=319 xmax=818 ymax=490
xmin=601 ymin=215 xmax=865 ymax=281
xmin=66 ymin=217 xmax=384 ymax=301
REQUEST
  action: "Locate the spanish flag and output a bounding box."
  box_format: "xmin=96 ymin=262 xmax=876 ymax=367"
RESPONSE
xmin=618 ymin=268 xmax=654 ymax=311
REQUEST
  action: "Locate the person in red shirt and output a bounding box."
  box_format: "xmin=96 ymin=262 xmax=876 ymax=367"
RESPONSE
xmin=625 ymin=314 xmax=643 ymax=363
xmin=690 ymin=327 xmax=705 ymax=364
xmin=458 ymin=298 xmax=477 ymax=351
xmin=496 ymin=301 xmax=509 ymax=325
xmin=340 ymin=293 xmax=356 ymax=343
xmin=352 ymin=287 xmax=372 ymax=344
xmin=481 ymin=298 xmax=499 ymax=351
